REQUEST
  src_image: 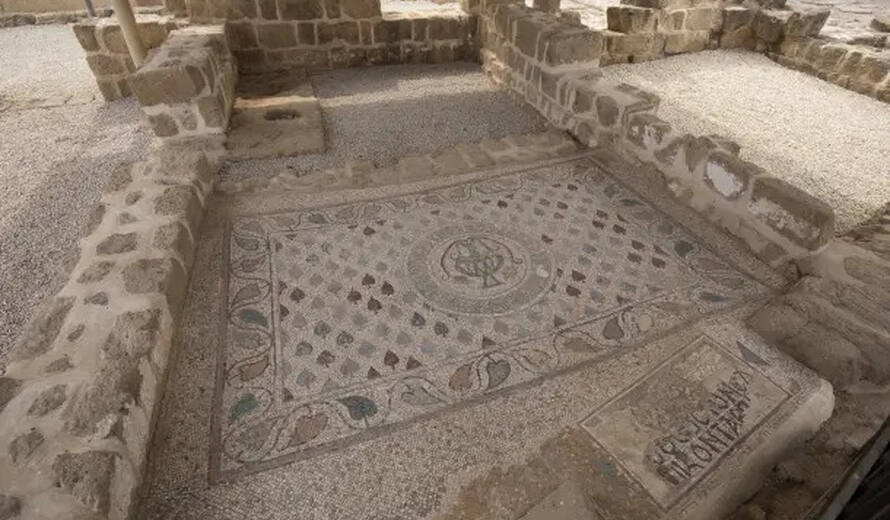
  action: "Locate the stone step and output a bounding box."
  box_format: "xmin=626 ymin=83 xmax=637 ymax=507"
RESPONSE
xmin=225 ymin=69 xmax=326 ymax=161
xmin=748 ymin=275 xmax=890 ymax=390
xmin=215 ymin=128 xmax=582 ymax=194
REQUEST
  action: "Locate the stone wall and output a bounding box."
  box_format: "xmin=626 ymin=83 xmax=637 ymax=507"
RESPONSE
xmin=73 ymin=14 xmax=182 ymax=101
xmin=208 ymin=0 xmax=477 ymax=72
xmin=479 ymin=0 xmax=835 ymax=267
xmin=771 ymin=35 xmax=890 ymax=102
xmin=0 ymin=136 xmax=226 ymax=520
xmin=129 ymin=25 xmax=237 ymax=138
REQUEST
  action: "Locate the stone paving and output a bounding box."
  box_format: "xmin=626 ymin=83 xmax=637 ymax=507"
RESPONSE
xmin=139 ymin=147 xmax=831 ymax=520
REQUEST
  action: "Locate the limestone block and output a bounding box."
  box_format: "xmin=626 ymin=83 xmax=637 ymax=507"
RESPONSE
xmin=533 ymin=0 xmax=560 ymax=14
xmin=872 ymin=12 xmax=890 ymax=33
xmin=9 ymin=297 xmax=75 ymax=362
xmin=429 ymin=15 xmax=464 ymax=40
xmin=785 ymin=8 xmax=829 ymax=38
xmin=625 ymin=112 xmax=671 ymax=151
xmin=280 ymin=0 xmax=324 ymax=20
xmin=72 ymin=22 xmax=100 ymax=52
xmin=341 ymin=0 xmax=382 ymax=18
xmin=753 ymin=9 xmax=790 ymax=44
xmin=748 ymin=177 xmax=834 ymax=250
xmin=514 ymin=15 xmax=545 ymax=56
xmin=606 ymin=6 xmax=660 ymax=33
xmin=683 ymin=7 xmax=721 ymax=31
xmin=51 ymin=451 xmax=118 ymax=514
xmin=852 ymin=55 xmax=890 ymax=89
xmin=86 ymin=54 xmax=126 ymax=76
xmin=258 ymin=22 xmax=298 ymax=48
xmin=543 ymin=28 xmax=602 ymax=66
xmin=664 ymin=30 xmax=709 ymax=54
xmin=722 ymin=6 xmax=754 ymax=32
xmin=603 ymin=30 xmax=665 ymax=57
xmin=257 ymin=0 xmax=277 ymax=19
xmin=227 ymin=21 xmax=258 ymax=49
xmin=318 ymin=21 xmax=361 ymax=44
xmin=701 ymin=151 xmax=758 ymax=200
xmin=130 ymin=61 xmax=208 ymax=106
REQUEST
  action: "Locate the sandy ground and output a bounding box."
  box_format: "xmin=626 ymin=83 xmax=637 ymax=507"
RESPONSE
xmin=221 ymin=63 xmax=549 ymax=182
xmin=601 ymin=50 xmax=890 ymax=233
xmin=0 ymin=25 xmax=151 ymax=361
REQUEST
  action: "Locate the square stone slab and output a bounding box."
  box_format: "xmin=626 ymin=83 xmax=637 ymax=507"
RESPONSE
xmin=226 ymin=69 xmax=325 ymax=160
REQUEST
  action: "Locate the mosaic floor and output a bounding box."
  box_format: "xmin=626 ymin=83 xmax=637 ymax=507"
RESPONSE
xmin=212 ymin=156 xmax=767 ymax=480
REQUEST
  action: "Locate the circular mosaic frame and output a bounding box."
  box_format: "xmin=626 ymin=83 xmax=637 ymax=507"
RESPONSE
xmin=405 ymin=222 xmax=554 ymax=316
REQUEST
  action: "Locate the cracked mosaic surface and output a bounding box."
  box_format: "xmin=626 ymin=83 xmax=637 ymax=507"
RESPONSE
xmin=212 ymin=158 xmax=766 ymax=480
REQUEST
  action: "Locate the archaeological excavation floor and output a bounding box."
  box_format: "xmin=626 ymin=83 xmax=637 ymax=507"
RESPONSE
xmin=138 ymin=147 xmax=831 ymax=519
xmin=601 ymin=50 xmax=890 ymax=233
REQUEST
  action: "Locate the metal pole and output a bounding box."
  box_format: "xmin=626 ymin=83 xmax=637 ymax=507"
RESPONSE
xmin=111 ymin=0 xmax=147 ymax=67
xmin=84 ymin=0 xmax=96 ymax=17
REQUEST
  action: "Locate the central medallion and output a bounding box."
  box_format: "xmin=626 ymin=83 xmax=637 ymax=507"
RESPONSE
xmin=406 ymin=223 xmax=554 ymax=316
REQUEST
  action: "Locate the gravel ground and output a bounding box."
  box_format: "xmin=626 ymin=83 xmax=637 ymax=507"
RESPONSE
xmin=0 ymin=25 xmax=99 ymax=110
xmin=0 ymin=26 xmax=151 ymax=361
xmin=221 ymin=63 xmax=549 ymax=182
xmin=601 ymin=50 xmax=890 ymax=233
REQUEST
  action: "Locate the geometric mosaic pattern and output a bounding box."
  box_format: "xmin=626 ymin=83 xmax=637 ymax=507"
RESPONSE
xmin=211 ymin=158 xmax=766 ymax=481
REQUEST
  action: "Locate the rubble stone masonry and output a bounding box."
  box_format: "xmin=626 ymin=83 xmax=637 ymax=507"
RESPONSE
xmin=73 ymin=14 xmax=185 ymax=101
xmin=478 ymin=0 xmax=835 ymax=268
xmin=129 ymin=25 xmax=237 ymax=138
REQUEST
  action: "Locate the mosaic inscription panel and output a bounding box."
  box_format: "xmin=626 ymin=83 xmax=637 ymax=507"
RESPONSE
xmin=581 ymin=336 xmax=789 ymax=508
xmin=213 ymin=158 xmax=765 ymax=480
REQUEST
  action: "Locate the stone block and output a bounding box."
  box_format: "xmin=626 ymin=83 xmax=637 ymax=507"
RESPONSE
xmin=138 ymin=21 xmax=169 ymax=48
xmin=543 ymin=29 xmax=602 ymax=66
xmin=815 ymin=44 xmax=847 ymax=72
xmin=720 ymin=27 xmax=754 ymax=49
xmin=258 ymin=0 xmax=277 ymax=19
xmin=258 ymin=22 xmax=298 ymax=48
xmin=748 ymin=177 xmax=834 ymax=250
xmin=855 ymin=55 xmax=890 ymax=85
xmin=533 ymin=0 xmax=560 ymax=14
xmin=0 ymin=378 xmax=22 ymax=414
xmin=9 ymin=430 xmax=44 ymax=465
xmin=753 ymin=9 xmax=790 ymax=44
xmin=872 ymin=12 xmax=890 ymax=33
xmin=10 ymin=297 xmax=75 ymax=362
xmin=603 ymin=30 xmax=665 ymax=57
xmin=606 ymin=6 xmax=659 ymax=33
xmin=626 ymin=112 xmax=671 ymax=150
xmin=267 ymin=48 xmax=330 ymax=68
xmin=721 ymin=6 xmax=754 ymax=32
xmin=100 ymin=24 xmax=128 ymax=54
xmin=197 ymin=91 xmax=227 ymax=128
xmin=341 ymin=0 xmax=381 ymax=18
xmin=664 ymin=30 xmax=709 ymax=54
xmin=429 ymin=16 xmax=464 ymax=40
xmin=227 ymin=21 xmax=258 ymax=49
xmin=122 ymin=258 xmax=189 ymax=310
xmin=86 ymin=54 xmax=125 ymax=76
xmin=373 ymin=19 xmax=400 ymax=44
xmin=280 ymin=0 xmax=324 ymax=20
xmin=318 ymin=21 xmax=360 ymax=44
xmin=73 ymin=23 xmax=100 ymax=52
xmin=514 ymin=15 xmax=544 ymax=57
xmin=702 ymin=151 xmax=757 ymax=200
xmin=149 ymin=113 xmax=179 ymax=137
xmin=130 ymin=62 xmax=207 ymax=106
xmin=684 ymin=6 xmax=721 ymax=31
xmin=324 ymin=0 xmax=341 ymax=18
xmin=785 ymin=8 xmax=829 ymax=38
xmin=297 ymin=21 xmax=317 ymax=44
xmin=52 ymin=451 xmax=117 ymax=514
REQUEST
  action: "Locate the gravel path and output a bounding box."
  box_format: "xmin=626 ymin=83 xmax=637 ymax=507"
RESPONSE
xmin=221 ymin=63 xmax=549 ymax=182
xmin=601 ymin=50 xmax=890 ymax=233
xmin=0 ymin=25 xmax=151 ymax=361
